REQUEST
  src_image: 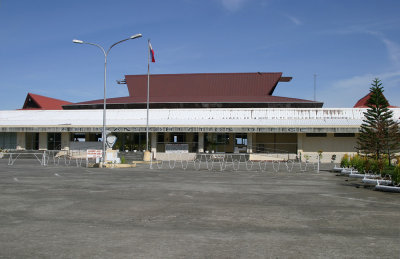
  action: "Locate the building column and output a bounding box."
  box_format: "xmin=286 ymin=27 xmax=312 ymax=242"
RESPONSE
xmin=39 ymin=132 xmax=47 ymax=150
xmin=151 ymin=132 xmax=157 ymax=159
xmin=61 ymin=132 xmax=70 ymax=150
xmin=297 ymin=133 xmax=304 ymax=161
xmin=198 ymin=132 xmax=204 ymax=153
xmin=247 ymin=133 xmax=253 ymax=153
xmin=16 ymin=132 xmax=26 ymax=150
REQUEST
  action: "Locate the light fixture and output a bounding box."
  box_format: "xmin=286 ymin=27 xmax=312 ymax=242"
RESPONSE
xmin=130 ymin=34 xmax=142 ymax=39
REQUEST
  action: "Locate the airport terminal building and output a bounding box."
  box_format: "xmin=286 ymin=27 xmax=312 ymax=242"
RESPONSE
xmin=1 ymin=72 xmax=398 ymax=162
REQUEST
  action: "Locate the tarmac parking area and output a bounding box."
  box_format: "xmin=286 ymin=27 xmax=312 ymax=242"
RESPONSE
xmin=0 ymin=160 xmax=399 ymax=258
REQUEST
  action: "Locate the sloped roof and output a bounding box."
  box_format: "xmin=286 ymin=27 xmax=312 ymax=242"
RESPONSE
xmin=72 ymin=95 xmax=316 ymax=105
xmin=124 ymin=72 xmax=290 ymax=102
xmin=65 ymin=72 xmax=322 ymax=108
xmin=22 ymin=93 xmax=72 ymax=110
xmin=354 ymin=92 xmax=397 ymax=108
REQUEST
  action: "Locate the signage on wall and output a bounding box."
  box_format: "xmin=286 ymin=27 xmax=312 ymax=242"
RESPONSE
xmin=0 ymin=126 xmax=359 ymax=133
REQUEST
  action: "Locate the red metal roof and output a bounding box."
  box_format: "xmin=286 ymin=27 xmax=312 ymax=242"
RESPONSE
xmin=354 ymin=92 xmax=397 ymax=108
xmin=123 ymin=72 xmax=288 ymax=102
xmin=354 ymin=93 xmax=371 ymax=108
xmin=74 ymin=95 xmax=315 ymax=105
xmin=63 ymin=72 xmax=323 ymax=108
xmin=70 ymin=72 xmax=322 ymax=107
xmin=21 ymin=93 xmax=72 ymax=110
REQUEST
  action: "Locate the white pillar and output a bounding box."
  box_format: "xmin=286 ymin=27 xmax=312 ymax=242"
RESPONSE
xmin=247 ymin=133 xmax=253 ymax=153
xmin=198 ymin=132 xmax=204 ymax=153
xmin=39 ymin=132 xmax=47 ymax=150
xmin=297 ymin=133 xmax=304 ymax=161
xmin=16 ymin=132 xmax=26 ymax=150
xmin=61 ymin=132 xmax=70 ymax=150
xmin=151 ymin=132 xmax=157 ymax=159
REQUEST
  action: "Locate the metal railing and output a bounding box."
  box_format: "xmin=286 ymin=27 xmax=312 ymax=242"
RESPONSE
xmin=150 ymin=153 xmax=318 ymax=173
xmin=2 ymin=149 xmax=96 ymax=167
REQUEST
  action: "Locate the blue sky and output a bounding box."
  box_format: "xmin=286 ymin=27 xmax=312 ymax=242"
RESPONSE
xmin=1 ymin=0 xmax=400 ymax=110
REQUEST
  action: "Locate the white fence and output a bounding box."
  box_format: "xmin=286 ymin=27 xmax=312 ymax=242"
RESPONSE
xmin=150 ymin=153 xmax=319 ymax=173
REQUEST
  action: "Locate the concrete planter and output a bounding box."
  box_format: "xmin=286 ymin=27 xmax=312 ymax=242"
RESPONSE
xmin=362 ymin=178 xmax=392 ymax=186
xmin=348 ymin=173 xmax=366 ymax=178
xmin=375 ymin=185 xmax=400 ymax=193
xmin=341 ymin=168 xmax=358 ymax=175
xmin=104 ymin=163 xmax=136 ymax=168
xmin=332 ymin=165 xmax=346 ymax=173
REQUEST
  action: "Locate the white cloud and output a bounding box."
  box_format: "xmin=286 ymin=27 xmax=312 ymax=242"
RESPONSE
xmin=322 ymin=71 xmax=400 ymax=107
xmin=334 ymin=28 xmax=400 ymax=69
xmin=381 ymin=38 xmax=400 ymax=67
xmin=285 ymin=14 xmax=302 ymax=26
xmin=219 ymin=0 xmax=249 ymax=12
xmin=362 ymin=30 xmax=400 ymax=68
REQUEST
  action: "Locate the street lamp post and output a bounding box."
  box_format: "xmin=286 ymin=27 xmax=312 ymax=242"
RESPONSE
xmin=73 ymin=34 xmax=142 ymax=166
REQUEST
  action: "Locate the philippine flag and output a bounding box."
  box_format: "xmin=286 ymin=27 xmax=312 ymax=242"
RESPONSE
xmin=149 ymin=41 xmax=155 ymax=63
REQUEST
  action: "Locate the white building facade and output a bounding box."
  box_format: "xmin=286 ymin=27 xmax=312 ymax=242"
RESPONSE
xmin=1 ymin=107 xmax=398 ymax=162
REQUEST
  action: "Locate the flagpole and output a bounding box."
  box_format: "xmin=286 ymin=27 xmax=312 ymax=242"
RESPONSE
xmin=146 ymin=39 xmax=150 ymax=152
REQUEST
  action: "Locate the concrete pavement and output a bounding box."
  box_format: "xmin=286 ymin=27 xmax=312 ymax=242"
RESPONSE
xmin=0 ymin=160 xmax=399 ymax=258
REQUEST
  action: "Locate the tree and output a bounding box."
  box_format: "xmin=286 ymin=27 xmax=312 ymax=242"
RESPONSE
xmin=356 ymin=78 xmax=400 ymax=165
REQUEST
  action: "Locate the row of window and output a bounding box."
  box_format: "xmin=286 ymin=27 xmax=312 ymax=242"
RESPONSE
xmin=306 ymin=133 xmax=355 ymax=137
xmin=0 ymin=132 xmax=17 ymax=149
xmin=25 ymin=133 xmax=62 ymax=150
xmin=0 ymin=132 xmax=357 ymax=151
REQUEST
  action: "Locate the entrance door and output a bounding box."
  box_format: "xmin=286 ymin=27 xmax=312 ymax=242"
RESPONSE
xmin=26 ymin=133 xmax=39 ymax=150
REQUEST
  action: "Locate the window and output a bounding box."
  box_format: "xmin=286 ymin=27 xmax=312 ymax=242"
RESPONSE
xmin=217 ymin=133 xmax=230 ymax=144
xmin=47 ymin=133 xmax=61 ymax=150
xmin=157 ymin=133 xmax=164 ymax=143
xmin=171 ymin=133 xmax=185 ymax=143
xmin=235 ymin=133 xmax=247 ymax=145
xmin=26 ymin=133 xmax=39 ymax=150
xmin=334 ymin=133 xmax=355 ymax=137
xmin=71 ymin=133 xmax=86 ymax=142
xmin=306 ymin=133 xmax=327 ymax=137
xmin=192 ymin=133 xmax=198 ymax=143
xmin=0 ymin=133 xmax=17 ymax=149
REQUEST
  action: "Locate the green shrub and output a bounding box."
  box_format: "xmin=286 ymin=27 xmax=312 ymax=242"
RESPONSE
xmin=120 ymin=156 xmax=126 ymax=164
xmin=340 ymin=154 xmax=350 ymax=168
xmin=363 ymin=157 xmax=371 ymax=173
xmin=381 ymin=165 xmax=397 ymax=183
xmin=350 ymin=154 xmax=365 ymax=172
xmin=369 ymin=159 xmax=380 ymax=173
xmin=391 ymin=166 xmax=400 ymax=185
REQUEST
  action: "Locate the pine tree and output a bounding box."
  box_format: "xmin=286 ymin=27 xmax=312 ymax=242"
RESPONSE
xmin=356 ymin=78 xmax=400 ymax=164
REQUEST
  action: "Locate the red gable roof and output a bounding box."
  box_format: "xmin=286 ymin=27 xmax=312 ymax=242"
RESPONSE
xmin=65 ymin=72 xmax=321 ymax=108
xmin=123 ymin=72 xmax=288 ymax=103
xmin=354 ymin=92 xmax=397 ymax=108
xmin=22 ymin=93 xmax=72 ymax=110
xmin=73 ymin=95 xmax=315 ymax=105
